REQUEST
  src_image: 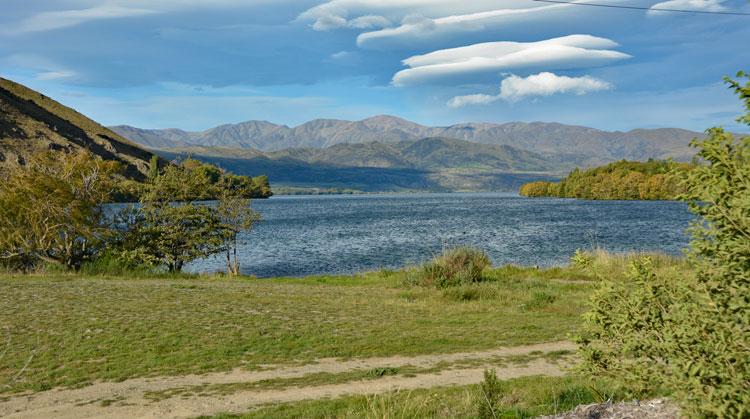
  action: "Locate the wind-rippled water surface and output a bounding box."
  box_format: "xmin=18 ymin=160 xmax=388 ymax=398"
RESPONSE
xmin=187 ymin=193 xmax=692 ymax=278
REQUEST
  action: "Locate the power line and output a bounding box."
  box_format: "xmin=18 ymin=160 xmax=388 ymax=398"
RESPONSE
xmin=531 ymin=0 xmax=750 ymax=16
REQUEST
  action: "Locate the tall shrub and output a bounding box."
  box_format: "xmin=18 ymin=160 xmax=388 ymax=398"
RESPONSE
xmin=0 ymin=150 xmax=118 ymax=270
xmin=576 ymin=72 xmax=750 ymax=417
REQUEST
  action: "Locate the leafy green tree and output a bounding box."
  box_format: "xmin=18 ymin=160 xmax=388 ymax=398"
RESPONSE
xmin=117 ymin=203 xmax=229 ymax=272
xmin=114 ymin=162 xmax=230 ymax=272
xmin=0 ymin=150 xmax=119 ymax=270
xmin=576 ymin=72 xmax=750 ymax=417
xmin=671 ymin=71 xmax=749 ymax=416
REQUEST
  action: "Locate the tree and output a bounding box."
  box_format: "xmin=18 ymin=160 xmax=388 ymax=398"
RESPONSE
xmin=114 ymin=162 xmax=230 ymax=272
xmin=217 ymin=192 xmax=261 ymax=276
xmin=576 ymin=72 xmax=750 ymax=417
xmin=671 ymin=71 xmax=750 ymax=416
xmin=0 ymin=150 xmax=119 ymax=270
xmin=118 ymin=203 xmax=229 ymax=272
xmin=148 ymin=154 xmax=160 ymax=181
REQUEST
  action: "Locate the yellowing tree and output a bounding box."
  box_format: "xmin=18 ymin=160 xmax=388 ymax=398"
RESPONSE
xmin=0 ymin=150 xmax=119 ymax=270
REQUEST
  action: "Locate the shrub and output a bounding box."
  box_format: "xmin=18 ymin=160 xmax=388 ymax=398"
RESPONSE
xmin=577 ymin=73 xmax=750 ymax=418
xmin=411 ymin=247 xmax=491 ymax=287
xmin=477 ymin=369 xmax=503 ymax=419
xmin=79 ymin=252 xmax=157 ymax=276
xmin=0 ymin=150 xmax=119 ymax=270
xmin=522 ymin=291 xmax=557 ymax=310
xmin=570 ymin=249 xmax=594 ymax=271
xmin=442 ymin=284 xmax=497 ymax=302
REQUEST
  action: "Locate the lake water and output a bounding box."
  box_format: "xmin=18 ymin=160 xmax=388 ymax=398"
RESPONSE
xmin=186 ymin=193 xmax=693 ymax=278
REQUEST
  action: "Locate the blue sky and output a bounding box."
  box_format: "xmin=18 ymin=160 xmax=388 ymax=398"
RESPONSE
xmin=1 ymin=0 xmax=748 ymax=132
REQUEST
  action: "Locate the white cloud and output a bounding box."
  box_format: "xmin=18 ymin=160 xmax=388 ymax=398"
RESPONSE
xmin=6 ymin=53 xmax=78 ymax=82
xmin=648 ymin=0 xmax=727 ymax=15
xmin=36 ymin=70 xmax=77 ymax=81
xmin=499 ymin=72 xmax=612 ymax=102
xmin=13 ymin=6 xmax=158 ymax=34
xmin=6 ymin=1 xmax=290 ymax=35
xmin=393 ymin=35 xmax=630 ymax=86
xmin=349 ymin=15 xmax=392 ymax=29
xmin=448 ymin=72 xmax=612 ymax=107
xmin=331 ymin=51 xmax=351 ymax=60
xmin=357 ymin=2 xmax=573 ymax=49
xmin=447 ymin=93 xmax=497 ymax=108
xmin=311 ymin=13 xmax=391 ymax=31
xmin=297 ymin=0 xmax=523 ymax=31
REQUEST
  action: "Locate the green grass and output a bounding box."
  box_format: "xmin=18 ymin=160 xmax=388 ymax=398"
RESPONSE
xmin=0 ymin=252 xmax=690 ymax=396
xmin=206 ymin=375 xmax=622 ymax=419
xmin=0 ymin=267 xmax=593 ymax=394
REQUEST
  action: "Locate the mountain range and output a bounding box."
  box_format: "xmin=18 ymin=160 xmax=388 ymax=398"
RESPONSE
xmin=165 ymin=136 xmax=559 ymax=172
xmin=111 ymin=115 xmax=702 ymax=168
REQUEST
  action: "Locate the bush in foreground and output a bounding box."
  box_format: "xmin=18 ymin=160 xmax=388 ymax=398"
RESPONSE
xmin=477 ymin=369 xmax=503 ymax=419
xmin=577 ymin=72 xmax=750 ymax=418
xmin=408 ymin=247 xmax=491 ymax=287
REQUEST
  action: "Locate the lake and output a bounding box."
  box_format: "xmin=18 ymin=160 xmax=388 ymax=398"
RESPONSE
xmin=185 ymin=193 xmax=693 ymax=278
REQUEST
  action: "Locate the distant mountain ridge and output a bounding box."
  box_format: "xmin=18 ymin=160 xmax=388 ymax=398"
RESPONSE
xmin=165 ymin=136 xmax=561 ymax=173
xmin=111 ymin=115 xmax=702 ymax=168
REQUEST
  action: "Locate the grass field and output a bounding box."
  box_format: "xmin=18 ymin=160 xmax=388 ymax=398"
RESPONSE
xmin=0 ymin=252 xmax=690 ymax=418
xmin=0 ymin=264 xmax=598 ymax=395
xmin=208 ymin=375 xmax=621 ymax=419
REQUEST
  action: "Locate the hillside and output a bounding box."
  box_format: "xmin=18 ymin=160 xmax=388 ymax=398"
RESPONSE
xmin=111 ymin=115 xmax=702 ymax=167
xmin=0 ymin=78 xmax=157 ymax=180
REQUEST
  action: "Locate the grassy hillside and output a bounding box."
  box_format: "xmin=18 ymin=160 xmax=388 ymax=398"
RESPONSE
xmin=0 ymin=77 xmax=159 ymax=180
xmin=519 ymin=160 xmax=691 ymax=200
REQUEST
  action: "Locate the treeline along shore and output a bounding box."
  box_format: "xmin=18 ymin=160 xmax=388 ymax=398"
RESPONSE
xmin=519 ymin=159 xmax=692 ymax=200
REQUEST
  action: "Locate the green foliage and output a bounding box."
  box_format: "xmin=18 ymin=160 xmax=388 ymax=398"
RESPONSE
xmin=477 ymin=369 xmax=503 ymax=419
xmin=724 ymin=70 xmax=750 ymax=126
xmin=127 ymin=158 xmax=272 ymax=203
xmin=577 ymin=73 xmax=750 ymax=418
xmin=571 ymin=249 xmax=594 ymax=271
xmin=519 ymin=159 xmax=690 ymax=200
xmin=672 ymin=71 xmax=750 ymax=416
xmin=148 ymin=154 xmax=160 ymax=181
xmin=441 ymin=284 xmax=498 ymax=302
xmin=217 ymin=192 xmax=261 ymax=276
xmin=523 ymin=291 xmax=557 ymax=310
xmin=115 ymin=203 xmax=230 ymax=272
xmin=219 ymin=376 xmax=621 ymax=419
xmin=408 ymin=247 xmax=491 ymax=287
xmin=0 ymin=150 xmax=119 ymax=270
xmin=79 ymin=251 xmax=157 ymax=276
xmin=112 ymin=158 xmax=268 ymax=273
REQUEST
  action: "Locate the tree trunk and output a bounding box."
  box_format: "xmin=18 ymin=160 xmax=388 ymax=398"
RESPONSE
xmin=226 ymin=248 xmax=232 ymax=275
xmin=231 ymin=235 xmax=239 ymax=276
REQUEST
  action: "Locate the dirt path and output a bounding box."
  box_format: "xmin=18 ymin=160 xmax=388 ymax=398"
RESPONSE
xmin=0 ymin=340 xmax=575 ymax=419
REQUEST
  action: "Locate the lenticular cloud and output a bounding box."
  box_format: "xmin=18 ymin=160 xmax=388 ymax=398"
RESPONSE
xmin=393 ymin=35 xmax=630 ymax=86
